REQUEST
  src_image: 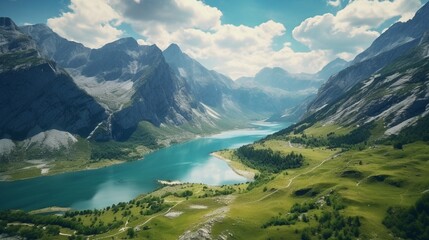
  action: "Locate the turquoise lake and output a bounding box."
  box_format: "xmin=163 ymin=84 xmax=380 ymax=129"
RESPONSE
xmin=0 ymin=122 xmax=288 ymax=211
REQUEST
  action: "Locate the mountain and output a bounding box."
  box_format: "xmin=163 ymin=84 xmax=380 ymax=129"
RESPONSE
xmin=300 ymin=34 xmax=429 ymax=136
xmin=20 ymin=24 xmax=90 ymax=68
xmin=163 ymin=43 xmax=294 ymax=119
xmin=22 ymin=24 xmax=269 ymax=142
xmin=236 ymin=58 xmax=348 ymax=121
xmin=237 ymin=58 xmax=348 ymax=92
xmin=163 ymin=43 xmax=233 ymax=108
xmin=0 ymin=17 xmax=107 ymax=141
xmin=316 ymin=58 xmax=349 ymax=80
xmin=308 ymin=2 xmax=429 ymax=113
xmin=353 ymin=3 xmax=429 ymax=64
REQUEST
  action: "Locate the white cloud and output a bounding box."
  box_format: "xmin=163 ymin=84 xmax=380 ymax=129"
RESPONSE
xmin=46 ymin=0 xmax=424 ymax=79
xmin=293 ymin=0 xmax=422 ymax=60
xmin=327 ymin=0 xmax=342 ymax=7
xmin=47 ymin=0 xmax=123 ymax=48
xmin=109 ymin=0 xmax=222 ymax=48
xmin=160 ymin=20 xmax=331 ymax=79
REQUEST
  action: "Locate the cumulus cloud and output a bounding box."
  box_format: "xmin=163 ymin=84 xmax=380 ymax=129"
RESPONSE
xmin=47 ymin=0 xmax=123 ymax=48
xmin=327 ymin=0 xmax=342 ymax=7
xmin=293 ymin=0 xmax=422 ymax=60
xmin=46 ymin=0 xmax=424 ymax=78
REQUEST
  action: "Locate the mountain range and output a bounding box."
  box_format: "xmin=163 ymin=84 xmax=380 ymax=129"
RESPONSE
xmin=1 ymin=17 xmax=347 ymax=162
xmin=271 ymin=1 xmax=429 ymax=144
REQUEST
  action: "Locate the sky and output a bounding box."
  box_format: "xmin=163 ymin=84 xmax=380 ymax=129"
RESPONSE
xmin=1 ymin=0 xmax=428 ymax=79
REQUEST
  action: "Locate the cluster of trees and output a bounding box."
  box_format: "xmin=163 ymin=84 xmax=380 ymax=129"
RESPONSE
xmin=290 ymin=123 xmax=374 ymax=149
xmin=90 ymin=142 xmax=132 ymax=160
xmin=301 ymin=211 xmax=361 ymax=240
xmin=246 ymin=173 xmax=274 ymax=191
xmin=262 ymin=212 xmax=300 ymax=228
xmin=174 ymin=190 xmax=193 ymax=198
xmin=0 ymin=210 xmax=112 ymax=236
xmin=236 ymin=145 xmax=304 ymax=173
xmin=0 ymin=194 xmax=172 ymax=239
xmin=262 ymin=192 xmax=359 ymax=239
xmin=136 ymin=196 xmax=168 ymax=216
xmin=290 ymin=202 xmax=317 ymax=214
xmin=0 ymin=223 xmax=44 ymax=240
xmin=383 ymin=193 xmax=429 ymax=240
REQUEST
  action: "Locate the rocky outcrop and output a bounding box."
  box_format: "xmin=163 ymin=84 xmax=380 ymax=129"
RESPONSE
xmin=0 ymin=17 xmax=107 ymax=140
xmin=308 ymin=34 xmax=429 ymax=135
xmin=307 ymin=2 xmax=429 ymax=114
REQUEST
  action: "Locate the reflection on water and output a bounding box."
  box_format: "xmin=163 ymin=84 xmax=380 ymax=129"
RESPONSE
xmin=71 ymin=181 xmax=140 ymax=210
xmin=183 ymin=157 xmax=246 ymax=185
xmin=208 ymin=128 xmax=273 ymax=139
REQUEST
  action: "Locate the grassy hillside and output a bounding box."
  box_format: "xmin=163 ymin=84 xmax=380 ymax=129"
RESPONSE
xmin=1 ymin=137 xmax=428 ymax=239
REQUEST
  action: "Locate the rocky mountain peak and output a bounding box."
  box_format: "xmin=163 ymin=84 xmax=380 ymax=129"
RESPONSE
xmin=164 ymin=43 xmax=183 ymax=55
xmin=163 ymin=43 xmax=189 ymax=67
xmin=0 ymin=17 xmax=18 ymax=31
xmin=255 ymin=67 xmax=290 ymax=81
xmin=103 ymin=37 xmax=138 ymax=50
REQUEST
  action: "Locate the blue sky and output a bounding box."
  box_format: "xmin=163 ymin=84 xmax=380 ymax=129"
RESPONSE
xmin=1 ymin=0 xmax=428 ymax=79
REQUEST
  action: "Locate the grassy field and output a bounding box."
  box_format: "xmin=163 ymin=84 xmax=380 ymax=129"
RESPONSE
xmin=1 ymin=137 xmax=428 ymax=239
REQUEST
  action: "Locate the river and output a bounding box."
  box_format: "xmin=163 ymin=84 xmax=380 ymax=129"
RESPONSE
xmin=0 ymin=122 xmax=288 ymax=211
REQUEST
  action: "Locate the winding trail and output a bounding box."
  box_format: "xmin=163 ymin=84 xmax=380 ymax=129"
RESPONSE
xmin=135 ymin=201 xmax=183 ymax=228
xmin=92 ymin=201 xmax=183 ymax=240
xmin=250 ymin=153 xmax=341 ymax=203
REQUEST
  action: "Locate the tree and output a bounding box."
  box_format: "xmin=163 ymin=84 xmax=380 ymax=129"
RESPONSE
xmin=127 ymin=228 xmax=135 ymax=238
xmin=393 ymin=142 xmax=403 ymax=150
xmin=301 ymin=230 xmax=312 ymax=240
xmin=46 ymin=225 xmax=60 ymax=235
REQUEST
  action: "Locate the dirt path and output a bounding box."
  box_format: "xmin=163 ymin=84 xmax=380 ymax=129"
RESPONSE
xmin=250 ymin=153 xmax=340 ymax=203
xmin=93 ymin=201 xmax=183 ymax=240
xmin=179 ymin=196 xmax=235 ymax=240
xmin=135 ymin=201 xmax=183 ymax=228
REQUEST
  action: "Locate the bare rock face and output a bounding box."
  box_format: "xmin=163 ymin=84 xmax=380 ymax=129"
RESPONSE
xmin=308 ymin=2 xmax=429 ymax=114
xmin=308 ymin=35 xmax=429 ymax=135
xmin=0 ymin=17 xmax=107 ymax=140
xmin=19 ymin=23 xmax=199 ymax=141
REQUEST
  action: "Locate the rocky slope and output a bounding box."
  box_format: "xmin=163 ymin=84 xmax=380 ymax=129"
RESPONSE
xmin=307 ymin=34 xmax=429 ymax=135
xmin=308 ymin=2 xmax=429 ymax=113
xmin=163 ymin=43 xmax=297 ymax=118
xmin=21 ymin=26 xmax=222 ymax=141
xmin=0 ymin=17 xmax=107 ymax=142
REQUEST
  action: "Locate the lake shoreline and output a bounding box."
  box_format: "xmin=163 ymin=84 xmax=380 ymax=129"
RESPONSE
xmin=0 ymin=123 xmax=257 ymax=182
xmin=210 ymin=152 xmax=255 ymax=181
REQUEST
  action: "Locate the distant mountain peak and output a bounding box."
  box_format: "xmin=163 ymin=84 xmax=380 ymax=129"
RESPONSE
xmin=165 ymin=43 xmax=182 ymax=53
xmin=103 ymin=37 xmax=138 ymax=49
xmin=0 ymin=17 xmax=18 ymax=31
xmin=258 ymin=67 xmax=289 ymax=75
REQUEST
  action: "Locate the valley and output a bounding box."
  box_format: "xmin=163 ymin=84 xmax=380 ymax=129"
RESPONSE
xmin=2 ymin=135 xmax=427 ymax=239
xmin=1 ymin=1 xmax=429 ymax=239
